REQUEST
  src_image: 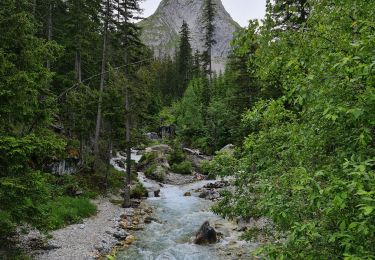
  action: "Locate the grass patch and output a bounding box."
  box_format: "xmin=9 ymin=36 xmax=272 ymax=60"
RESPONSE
xmin=36 ymin=196 xmax=97 ymax=230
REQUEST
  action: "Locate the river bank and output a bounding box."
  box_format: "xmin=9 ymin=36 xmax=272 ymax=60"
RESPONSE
xmin=34 ymin=197 xmax=130 ymax=260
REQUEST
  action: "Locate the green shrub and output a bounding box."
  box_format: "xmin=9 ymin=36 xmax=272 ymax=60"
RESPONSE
xmin=130 ymin=182 xmax=148 ymax=199
xmin=145 ymin=164 xmax=165 ymax=182
xmin=201 ymin=151 xmax=237 ymax=178
xmin=139 ymin=152 xmax=158 ymax=165
xmin=167 ymin=146 xmax=186 ymax=165
xmin=0 ymin=171 xmax=52 ymax=225
xmin=144 ymin=164 xmax=156 ymax=177
xmin=170 ymin=161 xmax=192 ymax=175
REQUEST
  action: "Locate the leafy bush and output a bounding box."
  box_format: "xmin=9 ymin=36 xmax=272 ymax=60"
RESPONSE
xmin=139 ymin=152 xmax=158 ymax=167
xmin=201 ymin=151 xmax=237 ymax=178
xmin=170 ymin=161 xmax=192 ymax=175
xmin=144 ymin=164 xmax=165 ymax=182
xmin=130 ymin=182 xmax=148 ymax=199
xmin=167 ymin=146 xmax=186 ymax=165
xmin=212 ymin=0 xmax=375 ymax=258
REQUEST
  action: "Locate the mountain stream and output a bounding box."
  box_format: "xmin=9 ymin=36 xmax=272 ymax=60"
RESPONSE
xmin=112 ymin=150 xmax=257 ymax=260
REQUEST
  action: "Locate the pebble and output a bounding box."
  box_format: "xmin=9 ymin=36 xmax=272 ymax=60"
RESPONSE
xmin=124 ymin=235 xmax=135 ymax=245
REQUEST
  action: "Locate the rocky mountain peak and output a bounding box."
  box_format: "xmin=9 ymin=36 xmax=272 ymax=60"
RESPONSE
xmin=140 ymin=0 xmax=240 ymax=71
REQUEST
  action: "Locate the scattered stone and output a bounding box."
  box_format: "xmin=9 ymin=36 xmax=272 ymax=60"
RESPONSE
xmin=203 ymin=181 xmax=229 ymax=189
xmin=79 ymin=224 xmax=85 ymax=229
xmin=199 ymin=189 xmax=220 ymax=200
xmin=94 ymin=244 xmax=104 ymax=252
xmin=124 ymin=235 xmax=135 ymax=245
xmin=184 ymin=191 xmax=191 ymax=196
xmin=113 ymin=230 xmax=128 ymax=240
xmin=41 ymin=243 xmax=61 ymax=251
xmin=154 ymin=190 xmax=161 ymax=197
xmin=193 ymin=221 xmax=217 ymax=245
xmin=119 ymin=220 xmax=129 ymax=229
xmin=195 ymin=173 xmax=205 ymax=181
xmin=15 ymin=226 xmax=49 ymax=251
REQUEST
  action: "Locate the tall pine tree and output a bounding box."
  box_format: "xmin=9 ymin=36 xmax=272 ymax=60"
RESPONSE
xmin=116 ymin=0 xmax=144 ymax=208
xmin=201 ymin=0 xmax=216 ymax=81
xmin=267 ymin=0 xmax=310 ymax=30
xmin=177 ymin=20 xmax=192 ymax=97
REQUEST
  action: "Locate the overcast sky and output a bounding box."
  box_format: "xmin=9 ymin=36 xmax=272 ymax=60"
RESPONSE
xmin=140 ymin=0 xmax=267 ymax=27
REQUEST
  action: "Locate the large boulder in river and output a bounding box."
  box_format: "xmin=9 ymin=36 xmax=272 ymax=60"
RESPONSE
xmin=193 ymin=221 xmax=217 ymax=245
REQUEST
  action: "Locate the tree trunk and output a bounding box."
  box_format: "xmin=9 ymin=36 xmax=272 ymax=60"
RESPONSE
xmin=94 ymin=0 xmax=110 ymax=155
xmin=105 ymin=137 xmax=113 ymax=192
xmin=79 ymin=134 xmax=84 ymax=165
xmin=123 ymin=85 xmax=132 ymax=208
xmin=75 ymin=51 xmax=82 ymax=83
xmin=33 ymin=0 xmax=37 ymax=16
xmin=208 ymin=46 xmax=212 ymax=81
xmin=46 ymin=2 xmax=52 ymax=69
xmin=123 ymin=1 xmax=132 ymax=208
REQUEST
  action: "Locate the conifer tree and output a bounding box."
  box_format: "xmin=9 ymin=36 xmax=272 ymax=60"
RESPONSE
xmin=177 ymin=20 xmax=192 ymax=97
xmin=267 ymin=0 xmax=310 ymax=30
xmin=116 ymin=0 xmax=144 ymax=208
xmin=191 ymin=50 xmax=202 ymax=77
xmin=0 ymin=0 xmax=59 ymax=134
xmin=201 ymin=0 xmax=217 ymax=81
xmin=94 ymin=0 xmax=111 ymax=156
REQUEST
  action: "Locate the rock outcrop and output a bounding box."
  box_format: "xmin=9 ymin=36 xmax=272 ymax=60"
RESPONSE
xmin=139 ymin=0 xmax=241 ymax=71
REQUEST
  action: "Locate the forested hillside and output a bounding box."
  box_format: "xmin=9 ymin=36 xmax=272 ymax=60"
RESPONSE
xmin=0 ymin=0 xmax=374 ymax=259
xmin=0 ymin=0 xmax=161 ymax=242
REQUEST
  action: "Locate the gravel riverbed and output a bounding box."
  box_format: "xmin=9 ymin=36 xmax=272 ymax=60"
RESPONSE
xmin=34 ymin=197 xmax=132 ymax=260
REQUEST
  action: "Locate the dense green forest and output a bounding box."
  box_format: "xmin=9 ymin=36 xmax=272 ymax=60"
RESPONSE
xmin=0 ymin=0 xmax=374 ymax=259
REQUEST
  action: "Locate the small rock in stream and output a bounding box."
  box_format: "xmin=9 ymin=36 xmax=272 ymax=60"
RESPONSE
xmin=144 ymin=216 xmax=159 ymax=224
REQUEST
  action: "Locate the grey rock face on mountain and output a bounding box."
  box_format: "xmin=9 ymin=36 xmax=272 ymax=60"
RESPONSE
xmin=139 ymin=0 xmax=241 ymax=71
